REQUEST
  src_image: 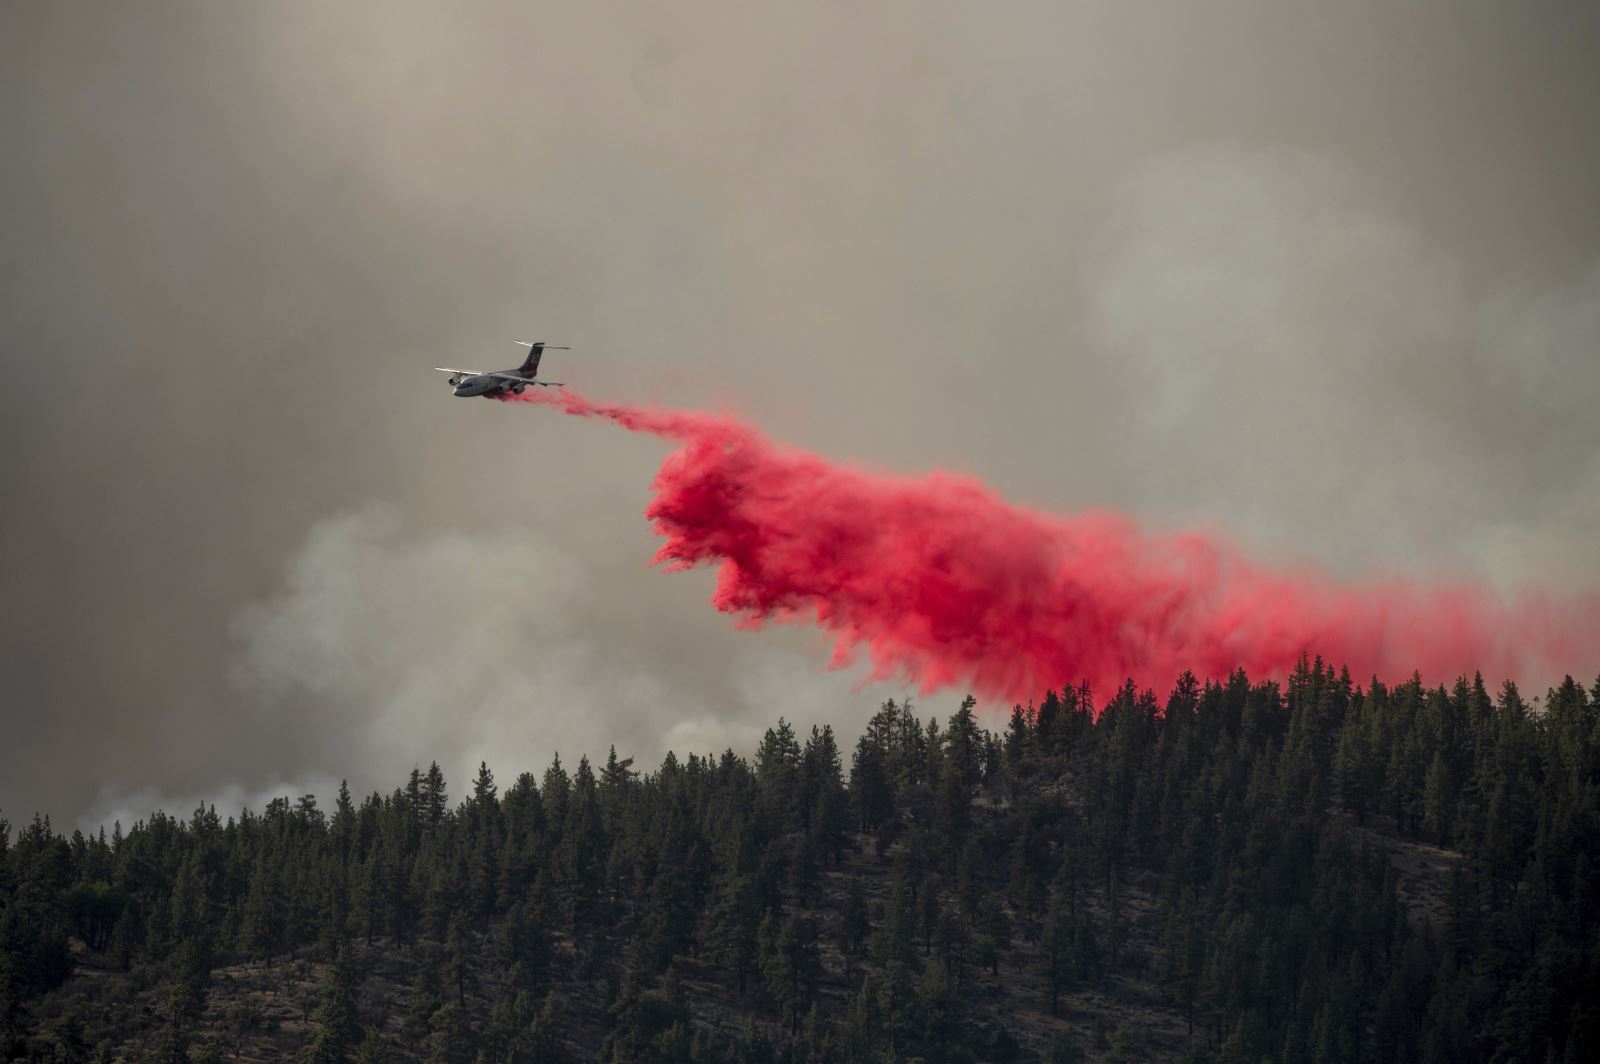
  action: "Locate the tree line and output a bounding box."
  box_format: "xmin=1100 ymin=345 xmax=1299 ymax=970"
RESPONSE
xmin=2 ymin=658 xmax=1597 ymax=1061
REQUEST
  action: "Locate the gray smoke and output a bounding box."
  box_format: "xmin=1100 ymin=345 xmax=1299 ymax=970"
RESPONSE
xmin=2 ymin=1 xmax=1597 ymax=828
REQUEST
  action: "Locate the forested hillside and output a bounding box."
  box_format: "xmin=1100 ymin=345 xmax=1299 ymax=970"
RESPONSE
xmin=3 ymin=660 xmax=1598 ymax=1062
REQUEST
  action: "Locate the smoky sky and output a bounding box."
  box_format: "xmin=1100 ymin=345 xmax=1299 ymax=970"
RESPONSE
xmin=3 ymin=1 xmax=1598 ymax=830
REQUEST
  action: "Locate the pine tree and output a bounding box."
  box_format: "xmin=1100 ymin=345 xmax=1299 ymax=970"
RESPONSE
xmin=239 ymin=849 xmax=287 ymax=968
xmin=709 ymin=874 xmax=760 ymax=996
xmin=421 ymin=763 xmax=449 ymax=831
xmin=301 ymin=948 xmax=363 ymax=1064
xmin=759 ymin=912 xmax=822 ymax=1033
xmin=838 ymin=878 xmax=870 ymax=976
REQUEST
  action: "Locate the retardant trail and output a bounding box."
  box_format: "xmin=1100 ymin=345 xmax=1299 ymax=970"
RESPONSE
xmin=506 ymin=389 xmax=1598 ymax=704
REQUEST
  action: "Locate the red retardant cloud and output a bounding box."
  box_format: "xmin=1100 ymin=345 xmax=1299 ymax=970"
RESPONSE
xmin=506 ymin=389 xmax=1598 ymax=704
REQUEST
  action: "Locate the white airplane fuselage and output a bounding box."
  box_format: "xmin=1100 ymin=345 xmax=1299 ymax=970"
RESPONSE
xmin=451 ymin=373 xmax=519 ymax=397
xmin=438 ymin=341 xmax=568 ymax=396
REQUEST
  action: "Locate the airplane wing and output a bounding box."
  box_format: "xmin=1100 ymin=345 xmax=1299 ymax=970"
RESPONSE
xmin=435 ymin=367 xmax=484 ymax=375
xmin=488 ymin=372 xmax=564 ymax=388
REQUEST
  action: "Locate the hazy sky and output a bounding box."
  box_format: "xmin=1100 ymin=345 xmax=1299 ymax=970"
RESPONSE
xmin=3 ymin=1 xmax=1597 ymax=829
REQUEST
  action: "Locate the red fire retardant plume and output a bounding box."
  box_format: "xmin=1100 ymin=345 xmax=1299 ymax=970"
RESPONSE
xmin=507 ymin=390 xmax=1598 ymax=704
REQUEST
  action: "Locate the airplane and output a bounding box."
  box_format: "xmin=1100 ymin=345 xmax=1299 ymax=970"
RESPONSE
xmin=436 ymin=341 xmax=571 ymax=397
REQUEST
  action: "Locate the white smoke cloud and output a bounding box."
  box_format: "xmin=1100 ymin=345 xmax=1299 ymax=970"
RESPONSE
xmin=9 ymin=4 xmax=1600 ymax=825
xmin=1092 ymin=148 xmax=1600 ymax=594
xmin=77 ymin=774 xmax=344 ymax=837
xmin=216 ymin=506 xmax=887 ymax=808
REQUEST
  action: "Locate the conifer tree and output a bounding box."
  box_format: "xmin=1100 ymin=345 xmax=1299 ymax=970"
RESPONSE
xmin=301 ymin=948 xmax=363 ymax=1064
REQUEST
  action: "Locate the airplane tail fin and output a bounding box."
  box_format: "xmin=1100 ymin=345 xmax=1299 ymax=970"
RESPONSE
xmin=514 ymin=341 xmax=569 ymax=378
xmin=518 ymin=342 xmax=546 ymax=378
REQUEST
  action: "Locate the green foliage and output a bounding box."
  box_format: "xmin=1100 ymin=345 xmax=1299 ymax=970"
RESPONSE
xmin=301 ymin=947 xmax=364 ymax=1064
xmin=602 ymin=971 xmax=691 ymax=1064
xmin=4 ymin=660 xmax=1599 ymax=1061
xmin=757 ymin=912 xmax=821 ymax=1031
